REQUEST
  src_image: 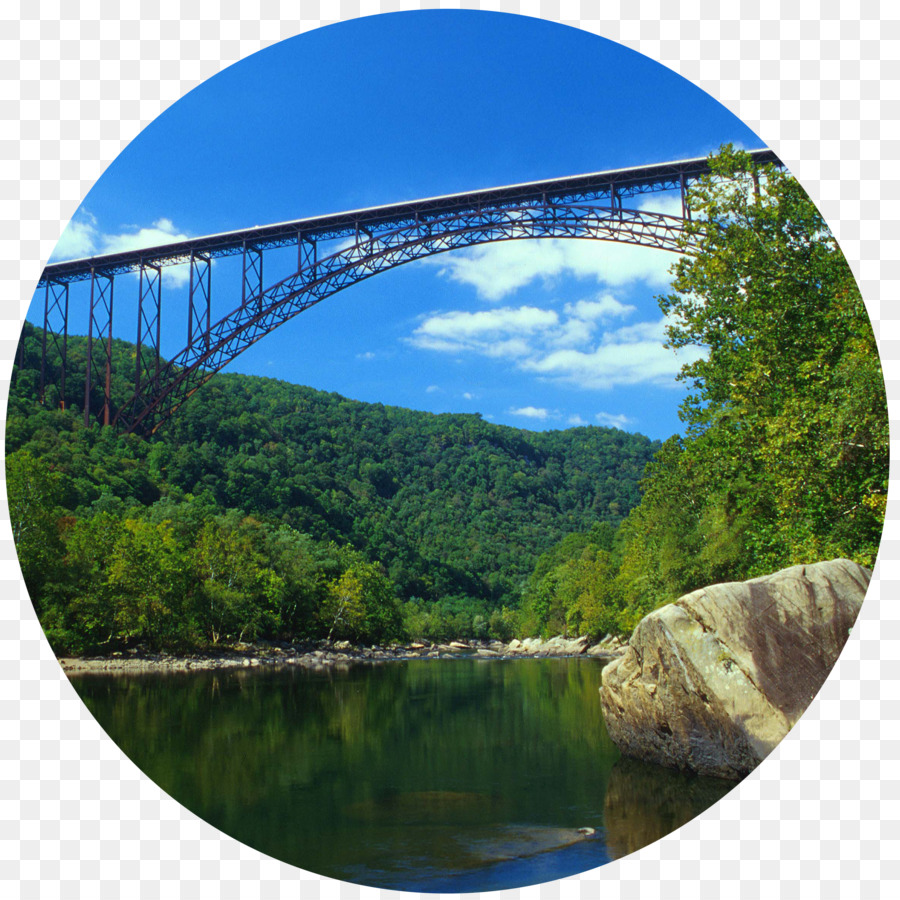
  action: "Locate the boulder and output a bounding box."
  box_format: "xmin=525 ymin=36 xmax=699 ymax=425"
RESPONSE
xmin=600 ymin=559 xmax=869 ymax=779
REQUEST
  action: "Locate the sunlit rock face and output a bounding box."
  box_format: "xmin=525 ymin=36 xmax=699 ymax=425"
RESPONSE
xmin=600 ymin=559 xmax=869 ymax=779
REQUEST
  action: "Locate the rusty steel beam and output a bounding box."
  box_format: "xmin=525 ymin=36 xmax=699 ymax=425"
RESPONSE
xmin=39 ymin=280 xmax=69 ymax=408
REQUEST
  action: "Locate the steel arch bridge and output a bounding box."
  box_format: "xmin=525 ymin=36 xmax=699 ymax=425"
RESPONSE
xmin=29 ymin=148 xmax=780 ymax=435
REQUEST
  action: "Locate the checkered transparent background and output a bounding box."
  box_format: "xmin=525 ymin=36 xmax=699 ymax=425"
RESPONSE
xmin=2 ymin=2 xmax=898 ymax=898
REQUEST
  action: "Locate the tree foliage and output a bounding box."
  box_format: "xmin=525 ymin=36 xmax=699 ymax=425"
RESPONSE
xmin=656 ymin=146 xmax=887 ymax=578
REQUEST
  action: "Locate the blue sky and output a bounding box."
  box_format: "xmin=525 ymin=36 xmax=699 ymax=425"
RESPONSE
xmin=39 ymin=10 xmax=764 ymax=440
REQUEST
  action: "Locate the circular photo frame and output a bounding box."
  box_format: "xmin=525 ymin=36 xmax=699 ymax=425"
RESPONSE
xmin=4 ymin=7 xmax=891 ymax=896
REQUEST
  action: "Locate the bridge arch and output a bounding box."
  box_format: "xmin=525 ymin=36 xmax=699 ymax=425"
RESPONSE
xmin=118 ymin=202 xmax=688 ymax=433
xmin=29 ymin=150 xmax=781 ymax=435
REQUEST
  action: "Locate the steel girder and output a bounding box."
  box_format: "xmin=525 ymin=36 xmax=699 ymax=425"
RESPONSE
xmin=115 ymin=202 xmax=690 ymax=434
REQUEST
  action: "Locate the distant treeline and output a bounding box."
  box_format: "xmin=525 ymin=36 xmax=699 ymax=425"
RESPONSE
xmin=8 ymin=149 xmax=888 ymax=653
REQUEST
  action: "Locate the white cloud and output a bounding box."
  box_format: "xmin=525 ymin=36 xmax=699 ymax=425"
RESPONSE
xmin=100 ymin=219 xmax=192 ymax=286
xmin=567 ymin=414 xmax=588 ymax=426
xmin=427 ymin=237 xmax=678 ymax=301
xmin=595 ymin=411 xmax=634 ymax=429
xmin=637 ymin=191 xmax=685 ymax=218
xmin=509 ymin=406 xmax=550 ymax=420
xmin=563 ymin=294 xmax=635 ymax=322
xmin=406 ymin=296 xmax=705 ymax=392
xmin=522 ymin=318 xmax=705 ymax=390
xmin=357 ymin=351 xmax=376 ymax=360
xmin=462 ymin=391 xmax=475 ymax=400
xmin=425 ymin=384 xmax=441 ymax=394
xmin=409 ymin=306 xmax=559 ymax=355
xmin=50 ymin=215 xmax=193 ymax=286
xmin=51 ymin=215 xmax=98 ymax=261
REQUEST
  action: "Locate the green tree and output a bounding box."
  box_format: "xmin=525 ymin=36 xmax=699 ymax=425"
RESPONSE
xmin=319 ymin=556 xmax=403 ymax=644
xmin=191 ymin=519 xmax=283 ymax=645
xmin=615 ymin=145 xmax=888 ymax=619
xmin=106 ymin=518 xmax=192 ymax=648
xmin=5 ymin=449 xmax=65 ymax=606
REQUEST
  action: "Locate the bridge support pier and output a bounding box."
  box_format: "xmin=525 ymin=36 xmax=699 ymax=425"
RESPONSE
xmin=40 ymin=280 xmax=69 ymax=409
xmin=298 ymin=234 xmax=317 ymax=281
xmin=187 ymin=251 xmax=211 ymax=350
xmin=84 ymin=269 xmax=115 ymax=427
xmin=134 ymin=262 xmax=162 ymax=421
xmin=242 ymin=242 xmax=264 ymax=313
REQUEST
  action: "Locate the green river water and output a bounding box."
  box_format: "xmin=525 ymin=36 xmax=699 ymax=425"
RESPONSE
xmin=71 ymin=657 xmax=734 ymax=891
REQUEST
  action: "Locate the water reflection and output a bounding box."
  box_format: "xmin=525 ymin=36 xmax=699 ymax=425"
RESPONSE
xmin=604 ymin=757 xmax=737 ymax=859
xmin=71 ymin=658 xmax=736 ymax=889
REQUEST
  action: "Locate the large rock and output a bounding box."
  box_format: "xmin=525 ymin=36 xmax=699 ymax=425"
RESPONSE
xmin=599 ymin=559 xmax=869 ymax=779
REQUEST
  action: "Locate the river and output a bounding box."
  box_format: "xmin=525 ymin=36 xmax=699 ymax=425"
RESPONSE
xmin=71 ymin=657 xmax=735 ymax=890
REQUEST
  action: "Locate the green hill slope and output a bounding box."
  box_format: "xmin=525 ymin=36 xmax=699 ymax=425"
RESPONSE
xmin=7 ymin=323 xmax=659 ymax=649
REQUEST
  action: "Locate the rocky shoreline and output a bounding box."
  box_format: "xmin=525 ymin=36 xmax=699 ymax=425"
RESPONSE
xmin=59 ymin=633 xmax=626 ymax=674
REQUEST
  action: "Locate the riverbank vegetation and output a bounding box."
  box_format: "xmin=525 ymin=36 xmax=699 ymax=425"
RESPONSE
xmin=8 ymin=148 xmax=887 ymax=653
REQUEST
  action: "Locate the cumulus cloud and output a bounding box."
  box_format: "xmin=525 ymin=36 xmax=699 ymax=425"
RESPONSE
xmin=101 ymin=219 xmax=193 ymax=286
xmin=406 ymin=295 xmax=704 ymax=392
xmin=563 ymin=295 xmax=635 ymax=322
xmin=408 ymin=306 xmax=559 ymax=355
xmin=51 ymin=214 xmax=98 ymax=261
xmin=509 ymin=406 xmax=551 ymax=420
xmin=637 ymin=191 xmax=685 ymax=217
xmin=595 ymin=411 xmax=634 ymax=429
xmin=522 ymin=316 xmax=704 ymax=390
xmin=426 ymin=236 xmax=678 ymax=301
xmin=50 ymin=215 xmax=193 ymax=286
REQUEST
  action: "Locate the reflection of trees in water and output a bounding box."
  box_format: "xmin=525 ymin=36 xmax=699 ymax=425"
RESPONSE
xmin=72 ymin=659 xmax=636 ymax=879
xmin=603 ymin=756 xmax=737 ymax=859
xmin=76 ymin=658 xmax=615 ymax=799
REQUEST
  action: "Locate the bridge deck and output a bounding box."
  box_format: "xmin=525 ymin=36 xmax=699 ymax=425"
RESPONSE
xmin=39 ymin=148 xmax=780 ymax=286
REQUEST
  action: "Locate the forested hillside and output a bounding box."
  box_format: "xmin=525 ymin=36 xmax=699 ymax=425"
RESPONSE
xmin=7 ymin=325 xmax=658 ymax=651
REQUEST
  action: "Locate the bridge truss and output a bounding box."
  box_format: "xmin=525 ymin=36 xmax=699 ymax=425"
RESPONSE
xmin=29 ymin=148 xmax=780 ymax=435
